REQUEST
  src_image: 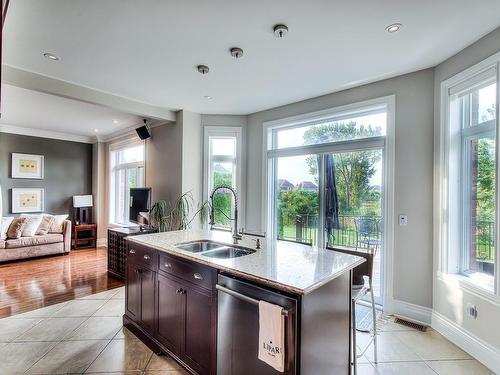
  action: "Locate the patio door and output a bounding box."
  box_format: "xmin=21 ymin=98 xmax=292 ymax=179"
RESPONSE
xmin=324 ymin=149 xmax=384 ymax=304
xmin=265 ymin=97 xmax=395 ymax=308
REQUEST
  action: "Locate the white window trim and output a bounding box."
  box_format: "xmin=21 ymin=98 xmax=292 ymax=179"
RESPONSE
xmin=108 ymin=137 xmax=146 ymax=226
xmin=437 ymin=50 xmax=500 ymax=301
xmin=262 ymin=95 xmax=396 ymax=309
xmin=203 ymin=126 xmax=243 ymax=229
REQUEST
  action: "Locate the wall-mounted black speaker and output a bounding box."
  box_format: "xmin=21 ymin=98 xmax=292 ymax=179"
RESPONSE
xmin=136 ymin=125 xmax=151 ymax=140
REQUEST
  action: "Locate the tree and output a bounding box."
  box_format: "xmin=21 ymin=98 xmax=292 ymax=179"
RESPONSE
xmin=212 ymin=170 xmax=233 ymax=225
xmin=303 ymin=121 xmax=382 ymax=213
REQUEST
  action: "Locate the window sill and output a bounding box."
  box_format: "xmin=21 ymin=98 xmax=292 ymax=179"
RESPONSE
xmin=437 ymin=271 xmax=500 ymax=306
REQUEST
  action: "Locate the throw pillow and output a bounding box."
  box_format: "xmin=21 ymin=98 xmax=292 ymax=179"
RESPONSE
xmin=7 ymin=217 xmax=30 ymax=239
xmin=1 ymin=217 xmax=14 ymax=240
xmin=49 ymin=214 xmax=69 ymax=234
xmin=20 ymin=214 xmax=43 ymax=237
xmin=36 ymin=214 xmax=55 ymax=235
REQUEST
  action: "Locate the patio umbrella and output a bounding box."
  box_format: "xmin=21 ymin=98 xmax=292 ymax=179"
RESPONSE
xmin=325 ymin=154 xmax=340 ymax=247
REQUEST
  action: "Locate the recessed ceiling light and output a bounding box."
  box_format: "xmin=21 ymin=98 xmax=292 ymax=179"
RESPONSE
xmin=204 ymin=96 xmax=213 ymax=100
xmin=43 ymin=52 xmax=60 ymax=61
xmin=94 ymin=129 xmax=99 ymax=133
xmin=113 ymin=119 xmax=119 ymax=124
xmin=385 ymin=23 xmax=403 ymax=33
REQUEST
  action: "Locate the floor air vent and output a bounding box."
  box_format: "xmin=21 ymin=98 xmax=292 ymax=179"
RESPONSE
xmin=394 ymin=315 xmax=428 ymax=332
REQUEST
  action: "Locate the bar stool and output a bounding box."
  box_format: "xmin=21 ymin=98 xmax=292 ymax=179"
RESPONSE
xmin=327 ymin=245 xmax=378 ymax=375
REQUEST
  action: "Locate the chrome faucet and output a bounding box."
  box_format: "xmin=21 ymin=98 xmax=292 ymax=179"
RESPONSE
xmin=209 ymin=185 xmax=242 ymax=243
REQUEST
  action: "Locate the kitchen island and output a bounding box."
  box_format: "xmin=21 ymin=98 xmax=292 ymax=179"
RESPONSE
xmin=124 ymin=229 xmax=365 ymax=375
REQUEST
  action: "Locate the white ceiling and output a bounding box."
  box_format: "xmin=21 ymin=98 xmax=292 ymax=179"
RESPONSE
xmin=0 ymin=84 xmax=143 ymax=139
xmin=4 ymin=0 xmax=500 ymax=115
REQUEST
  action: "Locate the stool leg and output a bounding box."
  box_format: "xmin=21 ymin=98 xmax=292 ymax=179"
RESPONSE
xmin=352 ymin=298 xmax=357 ymax=375
xmin=370 ymin=282 xmax=378 ymax=364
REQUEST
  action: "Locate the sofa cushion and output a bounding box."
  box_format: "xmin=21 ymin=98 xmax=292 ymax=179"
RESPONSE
xmin=1 ymin=217 xmax=14 ymax=240
xmin=50 ymin=214 xmax=69 ymax=234
xmin=20 ymin=214 xmax=43 ymax=237
xmin=7 ymin=217 xmax=30 ymax=239
xmin=36 ymin=214 xmax=55 ymax=235
xmin=0 ymin=240 xmax=5 ymax=249
xmin=5 ymin=234 xmax=64 ymax=249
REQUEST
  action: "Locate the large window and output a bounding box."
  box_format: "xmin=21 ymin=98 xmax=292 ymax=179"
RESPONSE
xmin=445 ymin=63 xmax=499 ymax=292
xmin=204 ymin=127 xmax=242 ymax=229
xmin=265 ymin=98 xmax=393 ymax=303
xmin=109 ymin=142 xmax=145 ymax=225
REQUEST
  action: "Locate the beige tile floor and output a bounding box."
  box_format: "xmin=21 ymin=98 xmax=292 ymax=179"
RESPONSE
xmin=0 ymin=286 xmax=188 ymax=375
xmin=0 ymin=286 xmax=494 ymax=374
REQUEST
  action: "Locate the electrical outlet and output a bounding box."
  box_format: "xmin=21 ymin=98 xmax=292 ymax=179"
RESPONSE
xmin=398 ymin=214 xmax=408 ymax=226
xmin=466 ymin=303 xmax=478 ymax=319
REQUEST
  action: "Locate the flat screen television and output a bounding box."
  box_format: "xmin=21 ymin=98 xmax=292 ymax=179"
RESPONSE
xmin=129 ymin=187 xmax=151 ymax=226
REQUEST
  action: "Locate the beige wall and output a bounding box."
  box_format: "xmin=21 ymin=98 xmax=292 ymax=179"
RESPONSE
xmin=145 ymin=122 xmax=183 ymax=205
xmin=433 ymin=26 xmax=500 ymax=366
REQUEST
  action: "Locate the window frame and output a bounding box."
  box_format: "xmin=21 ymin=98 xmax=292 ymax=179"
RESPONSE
xmin=262 ymin=95 xmax=396 ymax=307
xmin=203 ymin=126 xmax=243 ymax=230
xmin=109 ymin=139 xmax=145 ymax=226
xmin=438 ymin=51 xmax=500 ymax=297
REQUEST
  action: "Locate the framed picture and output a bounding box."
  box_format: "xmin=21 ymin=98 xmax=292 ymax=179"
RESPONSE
xmin=11 ymin=153 xmax=44 ymax=179
xmin=11 ymin=188 xmax=45 ymax=213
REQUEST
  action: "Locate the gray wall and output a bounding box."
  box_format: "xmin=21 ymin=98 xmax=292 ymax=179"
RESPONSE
xmin=0 ymin=132 xmax=93 ymax=216
xmin=433 ymin=27 xmax=500 ymax=352
xmin=245 ymin=69 xmax=435 ymax=308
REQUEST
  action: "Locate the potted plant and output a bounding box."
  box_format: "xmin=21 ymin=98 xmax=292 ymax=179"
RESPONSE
xmin=149 ymin=191 xmax=210 ymax=232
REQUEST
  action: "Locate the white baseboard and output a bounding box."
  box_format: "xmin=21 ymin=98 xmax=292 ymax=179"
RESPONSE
xmin=97 ymin=238 xmax=107 ymax=248
xmin=432 ymin=311 xmax=500 ymax=374
xmin=386 ymin=298 xmax=432 ymax=325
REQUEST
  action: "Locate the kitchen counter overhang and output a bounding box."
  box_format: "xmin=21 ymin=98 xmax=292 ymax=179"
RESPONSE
xmin=126 ymin=229 xmax=365 ymax=295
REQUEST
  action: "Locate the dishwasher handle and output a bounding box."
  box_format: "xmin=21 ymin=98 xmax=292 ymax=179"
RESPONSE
xmin=216 ymin=284 xmax=289 ymax=317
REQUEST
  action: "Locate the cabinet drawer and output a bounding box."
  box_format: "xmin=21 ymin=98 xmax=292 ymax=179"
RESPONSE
xmin=127 ymin=243 xmax=158 ymax=270
xmin=159 ymin=253 xmax=215 ymax=290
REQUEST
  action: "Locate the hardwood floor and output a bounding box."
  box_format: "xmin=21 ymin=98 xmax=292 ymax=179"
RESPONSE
xmin=0 ymin=247 xmax=124 ymax=319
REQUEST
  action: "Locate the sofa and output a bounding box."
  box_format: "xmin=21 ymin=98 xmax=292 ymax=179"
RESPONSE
xmin=0 ymin=220 xmax=72 ymax=263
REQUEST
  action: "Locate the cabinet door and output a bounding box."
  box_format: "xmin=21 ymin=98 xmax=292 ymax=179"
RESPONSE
xmin=156 ymin=273 xmax=184 ymax=355
xmin=125 ymin=262 xmax=141 ymax=320
xmin=183 ymin=285 xmax=215 ymax=375
xmin=140 ymin=268 xmax=156 ymax=333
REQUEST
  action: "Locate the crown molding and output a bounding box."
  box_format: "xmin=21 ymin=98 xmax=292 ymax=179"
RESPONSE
xmin=0 ymin=124 xmax=95 ymax=143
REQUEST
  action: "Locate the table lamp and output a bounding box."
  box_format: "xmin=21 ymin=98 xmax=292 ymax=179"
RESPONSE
xmin=73 ymin=195 xmax=93 ymax=225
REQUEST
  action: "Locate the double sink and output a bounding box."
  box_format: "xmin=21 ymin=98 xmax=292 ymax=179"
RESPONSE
xmin=175 ymin=240 xmax=256 ymax=259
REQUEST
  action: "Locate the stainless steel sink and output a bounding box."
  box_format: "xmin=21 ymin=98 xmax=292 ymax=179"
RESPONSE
xmin=174 ymin=240 xmax=255 ymax=259
xmin=201 ymin=247 xmax=255 ymax=259
xmin=175 ymin=240 xmax=224 ymax=253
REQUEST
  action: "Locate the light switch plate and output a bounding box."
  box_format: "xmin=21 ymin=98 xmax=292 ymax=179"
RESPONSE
xmin=399 ymin=214 xmax=408 ymax=226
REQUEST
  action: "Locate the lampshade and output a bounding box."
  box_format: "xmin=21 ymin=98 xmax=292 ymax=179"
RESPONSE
xmin=73 ymin=195 xmax=93 ymax=208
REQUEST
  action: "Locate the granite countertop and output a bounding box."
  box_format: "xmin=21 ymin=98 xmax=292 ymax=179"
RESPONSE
xmin=126 ymin=229 xmax=365 ymax=295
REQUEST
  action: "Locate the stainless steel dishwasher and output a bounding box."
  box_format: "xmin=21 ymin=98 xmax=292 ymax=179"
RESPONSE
xmin=216 ymin=274 xmax=298 ymax=375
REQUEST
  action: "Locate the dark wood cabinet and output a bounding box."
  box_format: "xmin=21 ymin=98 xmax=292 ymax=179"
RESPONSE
xmin=140 ymin=267 xmax=156 ymax=332
xmin=126 ymin=259 xmax=156 ymax=334
xmin=124 ymin=245 xmax=216 ymax=375
xmin=125 ymin=261 xmax=141 ymax=320
xmin=156 ymin=273 xmax=184 ymax=354
xmin=183 ymin=283 xmax=214 ymax=374
xmin=108 ymin=227 xmax=157 ymax=279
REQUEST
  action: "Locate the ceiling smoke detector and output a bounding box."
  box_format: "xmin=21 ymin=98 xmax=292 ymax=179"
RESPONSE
xmin=273 ymin=24 xmax=289 ymax=38
xmin=197 ymin=65 xmax=210 ymax=74
xmin=386 ymin=23 xmax=403 ymax=33
xmin=230 ymin=47 xmax=244 ymax=59
xmin=43 ymin=52 xmax=60 ymax=61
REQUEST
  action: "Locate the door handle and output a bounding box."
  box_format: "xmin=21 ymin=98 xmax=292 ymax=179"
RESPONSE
xmin=193 ymin=273 xmax=203 ymax=280
xmin=143 ymin=254 xmax=151 ymax=260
